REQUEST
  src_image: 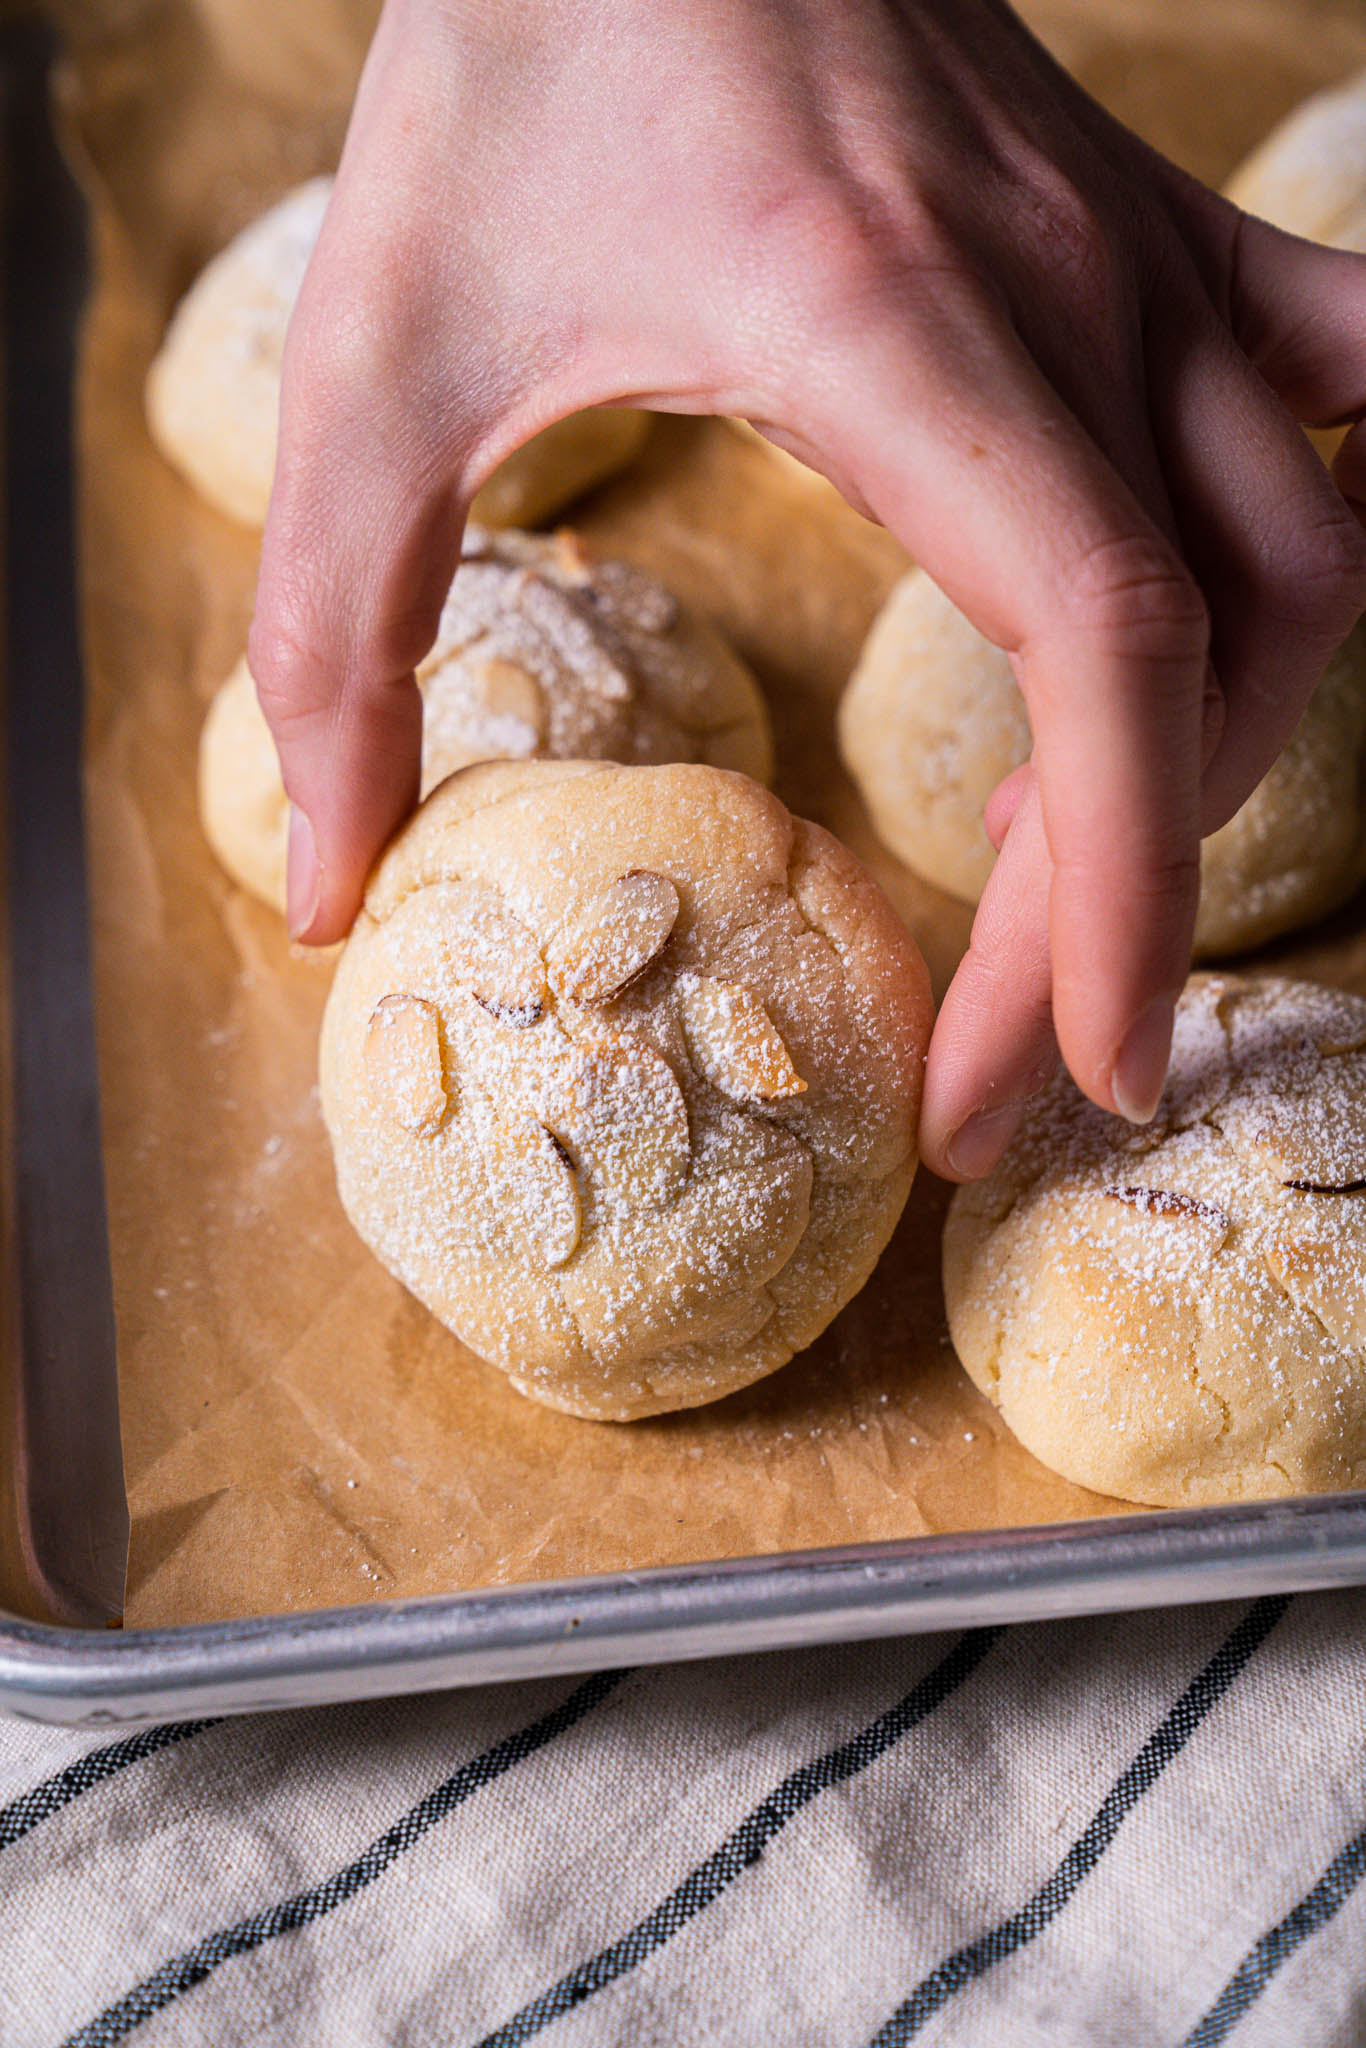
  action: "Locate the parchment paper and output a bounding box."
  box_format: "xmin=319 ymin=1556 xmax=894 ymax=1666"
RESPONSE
xmin=43 ymin=0 xmax=1366 ymax=1627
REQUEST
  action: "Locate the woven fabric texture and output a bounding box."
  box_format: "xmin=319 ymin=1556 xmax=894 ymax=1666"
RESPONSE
xmin=1 ymin=1590 xmax=1364 ymax=2046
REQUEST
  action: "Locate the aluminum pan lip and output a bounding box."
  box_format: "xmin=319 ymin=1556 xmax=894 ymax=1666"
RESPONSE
xmin=4 ymin=1490 xmax=1366 ymax=1726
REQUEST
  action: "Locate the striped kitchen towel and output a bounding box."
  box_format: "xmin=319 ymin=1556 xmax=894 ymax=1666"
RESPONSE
xmin=1 ymin=1588 xmax=1364 ymax=2046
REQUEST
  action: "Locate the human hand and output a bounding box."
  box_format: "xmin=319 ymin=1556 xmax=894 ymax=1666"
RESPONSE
xmin=249 ymin=0 xmax=1366 ymax=1176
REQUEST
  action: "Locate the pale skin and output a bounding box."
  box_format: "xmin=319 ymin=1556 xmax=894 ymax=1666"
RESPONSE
xmin=250 ymin=0 xmax=1366 ymax=1181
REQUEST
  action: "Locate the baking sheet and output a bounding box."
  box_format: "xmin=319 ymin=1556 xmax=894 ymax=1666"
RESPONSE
xmin=0 ymin=17 xmax=125 ymax=1631
xmin=29 ymin=0 xmax=1366 ymax=1631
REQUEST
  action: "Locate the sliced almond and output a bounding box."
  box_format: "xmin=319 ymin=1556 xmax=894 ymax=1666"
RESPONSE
xmin=426 ymin=878 xmax=548 ymax=1027
xmin=1103 ymin=1186 xmax=1232 ymax=1238
xmin=535 ymin=1025 xmax=691 ymax=1211
xmin=516 ymin=571 xmax=634 ymax=703
xmin=551 ymin=528 xmax=595 ymax=585
xmin=1263 ymin=1227 xmax=1366 ymax=1349
xmin=678 ymin=976 xmax=807 ymax=1102
xmin=548 ymin=871 xmax=680 ymax=1004
xmin=1220 ymin=1082 xmax=1366 ymax=1193
xmin=364 ymin=994 xmax=449 ymax=1135
xmin=471 ymin=655 xmax=546 ymax=738
xmin=473 ymin=996 xmax=545 ymax=1029
xmin=1316 ymin=1030 xmax=1366 ymax=1058
xmin=1306 ymin=989 xmax=1366 ymax=1057
xmin=483 ymin=1115 xmax=581 ymax=1269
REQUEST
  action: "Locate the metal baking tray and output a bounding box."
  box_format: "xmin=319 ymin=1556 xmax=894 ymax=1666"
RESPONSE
xmin=9 ymin=1499 xmax=1366 ymax=1726
xmin=4 ymin=23 xmax=1366 ymax=1728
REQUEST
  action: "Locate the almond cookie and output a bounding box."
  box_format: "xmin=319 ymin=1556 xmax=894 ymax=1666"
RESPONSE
xmin=320 ymin=758 xmax=932 ymax=1418
xmin=146 ymin=177 xmax=649 ymax=529
xmin=199 ymin=526 xmax=773 ymax=911
xmin=838 ymin=567 xmax=1366 ymax=958
xmin=1224 ymin=69 xmax=1366 ymax=251
xmin=944 ymin=974 xmax=1366 ymax=1506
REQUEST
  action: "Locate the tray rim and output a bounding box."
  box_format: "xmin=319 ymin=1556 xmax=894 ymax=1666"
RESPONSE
xmin=5 ymin=1489 xmax=1366 ymax=1725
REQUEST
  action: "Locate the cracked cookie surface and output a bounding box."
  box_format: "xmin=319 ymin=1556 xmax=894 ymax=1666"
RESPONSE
xmin=199 ymin=527 xmax=773 ymax=911
xmin=839 ymin=568 xmax=1366 ymax=959
xmin=944 ymin=974 xmax=1366 ymax=1505
xmin=146 ymin=176 xmax=649 ymax=529
xmin=320 ymin=758 xmax=932 ymax=1419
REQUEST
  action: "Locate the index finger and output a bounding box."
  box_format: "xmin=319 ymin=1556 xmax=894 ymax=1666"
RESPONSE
xmin=808 ymin=283 xmax=1209 ymax=1128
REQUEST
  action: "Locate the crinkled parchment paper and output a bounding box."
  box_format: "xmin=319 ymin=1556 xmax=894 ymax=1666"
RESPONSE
xmin=37 ymin=0 xmax=1366 ymax=1625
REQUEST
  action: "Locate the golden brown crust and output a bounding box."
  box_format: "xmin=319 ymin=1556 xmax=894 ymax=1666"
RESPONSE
xmin=198 ymin=529 xmax=773 ymax=909
xmin=944 ymin=974 xmax=1366 ymax=1506
xmin=840 ymin=567 xmax=1366 ymax=958
xmin=321 ymin=759 xmax=932 ymax=1418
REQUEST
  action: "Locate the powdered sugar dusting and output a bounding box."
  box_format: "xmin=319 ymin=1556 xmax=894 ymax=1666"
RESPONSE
xmin=945 ymin=974 xmax=1366 ymax=1506
xmin=320 ymin=763 xmax=926 ymax=1419
xmin=415 ymin=527 xmax=770 ymax=787
xmin=201 ymin=529 xmax=771 ymax=913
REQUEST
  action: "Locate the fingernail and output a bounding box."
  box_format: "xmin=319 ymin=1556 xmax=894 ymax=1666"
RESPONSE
xmin=945 ymin=1100 xmax=1027 ymax=1180
xmin=1112 ymin=994 xmax=1175 ymax=1125
xmin=286 ymin=804 xmax=320 ymax=940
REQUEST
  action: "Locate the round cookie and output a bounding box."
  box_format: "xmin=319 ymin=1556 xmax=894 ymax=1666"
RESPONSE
xmin=944 ymin=974 xmax=1366 ymax=1507
xmin=320 ymin=758 xmax=932 ymax=1419
xmin=1224 ymin=69 xmax=1366 ymax=252
xmin=838 ymin=568 xmax=1031 ymax=906
xmin=199 ymin=525 xmax=773 ymax=911
xmin=146 ymin=177 xmax=650 ymax=529
xmin=838 ymin=567 xmax=1366 ymax=958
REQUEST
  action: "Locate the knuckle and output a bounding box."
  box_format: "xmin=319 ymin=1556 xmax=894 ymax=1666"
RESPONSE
xmin=1135 ymin=850 xmax=1203 ymax=909
xmin=249 ymin=595 xmax=431 ymax=733
xmin=1278 ymin=508 xmax=1366 ymax=621
xmin=1059 ymin=534 xmax=1209 ymax=654
xmin=746 ymin=169 xmax=977 ymax=329
xmin=284 ymin=203 xmax=462 ymax=428
xmin=1233 ymin=501 xmax=1366 ymax=644
xmin=1025 ymin=171 xmax=1118 ymax=309
xmin=246 ymin=608 xmax=334 ymax=730
xmin=250 ymin=544 xmax=445 ymax=733
xmin=960 ymin=931 xmax=1055 ymax=1043
xmin=286 ymin=280 xmax=410 ymax=419
xmin=991 ymin=142 xmax=1139 ymax=329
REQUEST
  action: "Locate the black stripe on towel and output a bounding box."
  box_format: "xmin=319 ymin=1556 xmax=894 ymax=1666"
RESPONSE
xmin=61 ymin=1670 xmax=628 ymax=2048
xmin=473 ymin=1625 xmax=1005 ymax=2048
xmin=1182 ymin=1823 xmax=1366 ymax=2048
xmin=0 ymin=1720 xmax=221 ymax=1856
xmin=866 ymin=1595 xmax=1291 ymax=2047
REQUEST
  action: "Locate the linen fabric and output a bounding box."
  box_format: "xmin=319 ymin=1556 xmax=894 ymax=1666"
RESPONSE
xmin=1 ymin=1591 xmax=1364 ymax=2045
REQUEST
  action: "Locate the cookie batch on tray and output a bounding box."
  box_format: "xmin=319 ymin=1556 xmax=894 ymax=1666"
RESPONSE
xmin=154 ymin=75 xmax=1366 ymax=1503
xmin=200 ymin=525 xmax=774 ymax=910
